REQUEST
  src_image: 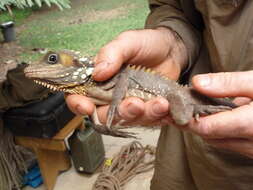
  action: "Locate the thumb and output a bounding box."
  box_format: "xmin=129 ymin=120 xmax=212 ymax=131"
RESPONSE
xmin=192 ymin=71 xmax=253 ymax=98
xmin=93 ymin=31 xmax=141 ymax=81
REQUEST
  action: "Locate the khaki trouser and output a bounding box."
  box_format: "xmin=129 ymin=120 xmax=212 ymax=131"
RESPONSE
xmin=151 ymin=126 xmax=253 ymax=190
xmin=151 ymin=46 xmax=253 ymax=190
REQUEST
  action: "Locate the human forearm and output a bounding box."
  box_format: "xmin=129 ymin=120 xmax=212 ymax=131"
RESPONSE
xmin=145 ymin=0 xmax=202 ymax=74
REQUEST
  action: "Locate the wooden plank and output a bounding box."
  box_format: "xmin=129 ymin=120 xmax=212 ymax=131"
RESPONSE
xmin=15 ymin=136 xmax=66 ymax=151
xmin=35 ymin=149 xmax=71 ymax=190
xmin=53 ymin=116 xmax=84 ymax=140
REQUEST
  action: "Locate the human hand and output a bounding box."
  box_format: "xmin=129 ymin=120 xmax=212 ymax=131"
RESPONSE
xmin=187 ymin=71 xmax=253 ymax=158
xmin=66 ymin=27 xmax=188 ymax=126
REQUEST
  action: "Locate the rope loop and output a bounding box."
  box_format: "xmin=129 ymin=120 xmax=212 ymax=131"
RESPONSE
xmin=93 ymin=172 xmax=121 ymax=190
xmin=92 ymin=141 xmax=156 ymax=190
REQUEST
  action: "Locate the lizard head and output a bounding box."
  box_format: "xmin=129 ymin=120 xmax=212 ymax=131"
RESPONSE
xmin=24 ymin=50 xmax=95 ymax=94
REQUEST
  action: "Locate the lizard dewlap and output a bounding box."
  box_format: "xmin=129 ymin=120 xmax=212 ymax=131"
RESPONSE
xmin=24 ymin=50 xmax=237 ymax=138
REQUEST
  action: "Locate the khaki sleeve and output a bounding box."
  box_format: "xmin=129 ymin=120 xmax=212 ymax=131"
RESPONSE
xmin=145 ymin=0 xmax=202 ymax=73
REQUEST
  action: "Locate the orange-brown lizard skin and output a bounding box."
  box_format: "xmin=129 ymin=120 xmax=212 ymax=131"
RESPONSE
xmin=24 ymin=50 xmax=237 ymax=138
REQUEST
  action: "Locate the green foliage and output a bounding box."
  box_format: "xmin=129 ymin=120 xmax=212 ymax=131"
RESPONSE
xmin=19 ymin=0 xmax=149 ymax=60
xmin=0 ymin=0 xmax=70 ymax=11
xmin=0 ymin=8 xmax=32 ymax=24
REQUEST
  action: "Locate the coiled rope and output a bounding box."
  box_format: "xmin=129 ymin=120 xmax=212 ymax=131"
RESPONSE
xmin=0 ymin=129 xmax=27 ymax=190
xmin=93 ymin=141 xmax=156 ymax=190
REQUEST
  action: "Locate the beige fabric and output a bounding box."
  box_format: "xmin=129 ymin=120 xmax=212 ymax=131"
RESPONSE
xmin=145 ymin=0 xmax=253 ymax=189
xmin=0 ymin=64 xmax=49 ymax=110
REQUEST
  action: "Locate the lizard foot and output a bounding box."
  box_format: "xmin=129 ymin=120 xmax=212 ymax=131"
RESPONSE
xmin=194 ymin=105 xmax=232 ymax=116
xmin=93 ymin=124 xmax=137 ymax=138
xmin=110 ymin=129 xmax=138 ymax=139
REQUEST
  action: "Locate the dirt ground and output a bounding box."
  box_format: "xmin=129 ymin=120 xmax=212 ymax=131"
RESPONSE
xmin=0 ymin=41 xmax=23 ymax=61
xmin=0 ymin=0 xmax=126 ymax=64
xmin=0 ymin=0 xmax=88 ymax=80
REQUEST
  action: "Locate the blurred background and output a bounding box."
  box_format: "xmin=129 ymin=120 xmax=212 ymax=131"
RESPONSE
xmin=0 ymin=0 xmax=148 ymax=62
xmin=0 ymin=1 xmax=160 ymax=190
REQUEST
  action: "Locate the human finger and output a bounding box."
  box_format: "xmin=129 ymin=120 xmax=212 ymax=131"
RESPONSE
xmin=192 ymin=71 xmax=253 ymax=98
xmin=141 ymin=97 xmax=170 ymax=123
xmin=188 ymin=102 xmax=253 ymax=139
xmin=93 ymin=28 xmax=184 ymax=81
xmin=96 ymin=105 xmax=110 ymax=124
xmin=117 ymin=97 xmax=145 ymax=121
xmin=65 ymin=94 xmax=95 ymax=115
xmin=93 ymin=97 xmax=144 ymax=125
xmin=118 ymin=97 xmax=170 ymax=126
xmin=120 ymin=115 xmax=172 ymax=127
xmin=93 ymin=30 xmax=143 ymax=81
xmin=95 ymin=97 xmax=171 ymax=127
xmin=96 ymin=96 xmax=170 ymax=126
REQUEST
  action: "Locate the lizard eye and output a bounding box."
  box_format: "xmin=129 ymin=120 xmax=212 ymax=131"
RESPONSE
xmin=47 ymin=54 xmax=58 ymax=64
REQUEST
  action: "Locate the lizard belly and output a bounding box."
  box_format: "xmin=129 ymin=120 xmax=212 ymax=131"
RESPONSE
xmin=126 ymin=89 xmax=156 ymax=101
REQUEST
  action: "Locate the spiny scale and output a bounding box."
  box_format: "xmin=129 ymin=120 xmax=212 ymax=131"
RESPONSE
xmin=129 ymin=64 xmax=170 ymax=80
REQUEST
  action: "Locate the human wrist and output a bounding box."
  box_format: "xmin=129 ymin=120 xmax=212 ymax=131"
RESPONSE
xmin=156 ymin=27 xmax=188 ymax=74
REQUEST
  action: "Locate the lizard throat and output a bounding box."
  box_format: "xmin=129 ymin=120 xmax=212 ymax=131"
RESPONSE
xmin=33 ymin=78 xmax=94 ymax=95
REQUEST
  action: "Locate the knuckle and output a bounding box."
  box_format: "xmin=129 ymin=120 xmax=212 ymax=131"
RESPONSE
xmin=118 ymin=30 xmax=137 ymax=39
xmin=99 ymin=43 xmax=114 ymax=55
xmin=215 ymin=72 xmax=234 ymax=89
xmin=195 ymin=120 xmax=214 ymax=138
xmin=118 ymin=100 xmax=144 ymax=120
xmin=240 ymin=124 xmax=253 ymax=139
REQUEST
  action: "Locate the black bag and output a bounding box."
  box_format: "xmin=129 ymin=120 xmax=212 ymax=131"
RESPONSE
xmin=3 ymin=92 xmax=75 ymax=138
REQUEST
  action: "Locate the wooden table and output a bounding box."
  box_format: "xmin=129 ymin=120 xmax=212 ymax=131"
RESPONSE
xmin=16 ymin=116 xmax=84 ymax=190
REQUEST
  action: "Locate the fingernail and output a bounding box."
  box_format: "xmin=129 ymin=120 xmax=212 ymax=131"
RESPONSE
xmin=76 ymin=105 xmax=86 ymax=115
xmin=197 ymin=75 xmax=211 ymax=87
xmin=93 ymin=62 xmax=109 ymax=77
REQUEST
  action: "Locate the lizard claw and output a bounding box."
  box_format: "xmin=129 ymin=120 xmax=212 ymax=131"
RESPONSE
xmin=93 ymin=124 xmax=138 ymax=138
xmin=111 ymin=129 xmax=138 ymax=139
xmin=194 ymin=113 xmax=200 ymax=122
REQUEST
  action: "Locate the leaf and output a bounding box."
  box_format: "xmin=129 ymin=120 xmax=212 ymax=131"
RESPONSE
xmin=26 ymin=0 xmax=34 ymax=7
xmin=34 ymin=0 xmax=42 ymax=7
xmin=43 ymin=0 xmax=51 ymax=7
xmin=0 ymin=0 xmax=70 ymax=10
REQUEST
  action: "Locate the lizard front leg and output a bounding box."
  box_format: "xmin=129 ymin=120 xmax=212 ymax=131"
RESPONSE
xmin=87 ymin=72 xmax=137 ymax=138
xmin=106 ymin=69 xmax=129 ymax=128
xmin=105 ymin=69 xmax=138 ymax=138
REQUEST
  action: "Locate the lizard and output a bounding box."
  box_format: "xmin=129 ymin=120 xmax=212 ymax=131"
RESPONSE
xmin=24 ymin=50 xmax=237 ymax=138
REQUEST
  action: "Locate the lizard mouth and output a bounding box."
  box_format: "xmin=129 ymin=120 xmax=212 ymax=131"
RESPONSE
xmin=33 ymin=79 xmax=64 ymax=91
xmin=33 ymin=79 xmax=83 ymax=94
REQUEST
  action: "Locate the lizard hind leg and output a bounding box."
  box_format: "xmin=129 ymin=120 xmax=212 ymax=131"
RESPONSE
xmin=193 ymin=104 xmax=233 ymax=120
xmin=167 ymin=93 xmax=194 ymax=126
